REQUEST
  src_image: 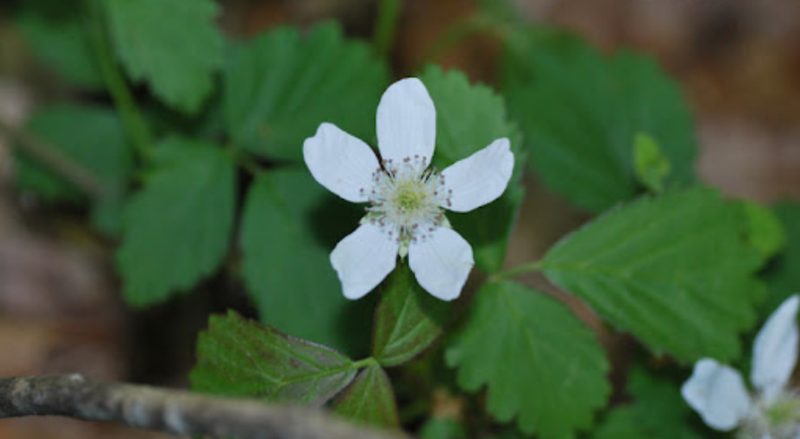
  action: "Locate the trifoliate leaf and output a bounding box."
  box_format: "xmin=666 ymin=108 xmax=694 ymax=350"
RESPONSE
xmin=594 ymin=366 xmax=701 ymax=439
xmin=240 ymin=168 xmax=371 ymax=352
xmin=191 ymin=311 xmax=357 ymax=406
xmin=225 ymin=23 xmax=388 ymax=161
xmin=542 ymin=187 xmax=763 ymax=362
xmin=502 ymin=28 xmax=696 ymax=212
xmin=15 ymin=2 xmax=103 ymax=89
xmin=420 ymin=66 xmax=525 ymax=273
xmin=102 ymin=0 xmax=223 ymax=113
xmin=763 ymin=202 xmax=800 ymax=312
xmin=446 ymin=281 xmax=610 ymax=438
xmin=372 ymin=263 xmax=449 ymax=367
xmin=332 ymin=364 xmax=399 ymax=428
xmin=15 ymin=103 xmax=131 ymax=203
xmin=116 ymin=138 xmax=235 ymax=306
xmin=633 ymin=132 xmax=671 ymax=193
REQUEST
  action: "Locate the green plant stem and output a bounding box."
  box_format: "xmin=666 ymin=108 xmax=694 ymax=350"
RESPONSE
xmin=489 ymin=260 xmax=543 ymax=283
xmin=372 ymin=0 xmax=401 ymax=59
xmin=351 ymin=357 xmax=379 ymax=370
xmin=86 ymin=0 xmax=152 ymax=163
xmin=0 ymin=118 xmax=105 ymax=198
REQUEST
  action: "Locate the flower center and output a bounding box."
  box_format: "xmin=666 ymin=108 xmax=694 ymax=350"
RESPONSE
xmin=741 ymin=392 xmax=800 ymax=439
xmin=393 ymin=180 xmax=427 ymax=213
xmin=362 ymin=155 xmax=450 ymax=254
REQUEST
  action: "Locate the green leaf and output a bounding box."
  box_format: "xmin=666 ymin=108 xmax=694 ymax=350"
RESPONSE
xmin=225 ymin=23 xmax=388 ymax=161
xmin=502 ymin=28 xmax=696 ymax=212
xmin=763 ymin=202 xmax=800 ymax=312
xmin=15 ymin=3 xmax=103 ymax=89
xmin=541 ymin=187 xmax=763 ymax=362
xmin=742 ymin=201 xmax=786 ymax=265
xmin=116 ymin=138 xmax=235 ymax=306
xmin=420 ymin=65 xmax=525 ymax=273
xmin=102 ymin=0 xmax=223 ymax=113
xmin=14 ymin=103 xmax=132 ymax=235
xmin=15 ymin=103 xmax=131 ymax=203
xmin=332 ymin=364 xmax=399 ymax=428
xmin=594 ymin=367 xmax=701 ymax=439
xmin=372 ymin=263 xmax=449 ymax=367
xmin=240 ymin=168 xmax=371 ymax=352
xmin=191 ymin=311 xmax=357 ymax=406
xmin=633 ymin=132 xmax=670 ymax=193
xmin=446 ymin=281 xmax=610 ymax=438
xmin=420 ymin=419 xmax=467 ymax=439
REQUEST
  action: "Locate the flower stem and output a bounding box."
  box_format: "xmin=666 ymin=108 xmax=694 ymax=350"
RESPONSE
xmin=372 ymin=0 xmax=401 ymax=59
xmin=86 ymin=0 xmax=152 ymax=163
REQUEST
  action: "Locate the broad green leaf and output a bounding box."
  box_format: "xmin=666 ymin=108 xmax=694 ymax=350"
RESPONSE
xmin=225 ymin=23 xmax=388 ymax=161
xmin=594 ymin=367 xmax=701 ymax=439
xmin=502 ymin=28 xmax=696 ymax=212
xmin=116 ymin=138 xmax=235 ymax=306
xmin=420 ymin=65 xmax=525 ymax=273
xmin=542 ymin=187 xmax=763 ymax=362
xmin=633 ymin=132 xmax=670 ymax=193
xmin=102 ymin=0 xmax=223 ymax=113
xmin=240 ymin=168 xmax=371 ymax=352
xmin=763 ymin=202 xmax=800 ymax=312
xmin=16 ymin=3 xmax=103 ymax=89
xmin=742 ymin=201 xmax=786 ymax=265
xmin=332 ymin=364 xmax=399 ymax=428
xmin=372 ymin=263 xmax=448 ymax=367
xmin=191 ymin=311 xmax=357 ymax=406
xmin=15 ymin=103 xmax=131 ymax=203
xmin=15 ymin=103 xmax=132 ymax=235
xmin=446 ymin=281 xmax=610 ymax=438
xmin=420 ymin=419 xmax=467 ymax=439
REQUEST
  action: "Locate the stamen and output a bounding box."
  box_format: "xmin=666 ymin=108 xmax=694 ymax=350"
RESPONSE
xmin=365 ymin=154 xmax=448 ymax=246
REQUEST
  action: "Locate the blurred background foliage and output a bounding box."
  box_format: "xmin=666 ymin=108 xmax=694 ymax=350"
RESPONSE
xmin=0 ymin=0 xmax=798 ymax=438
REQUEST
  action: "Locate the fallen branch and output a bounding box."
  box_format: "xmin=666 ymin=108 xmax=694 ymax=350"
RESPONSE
xmin=0 ymin=374 xmax=408 ymax=439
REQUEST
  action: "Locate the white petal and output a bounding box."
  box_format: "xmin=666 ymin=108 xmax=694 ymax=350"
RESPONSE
xmin=751 ymin=294 xmax=800 ymax=399
xmin=303 ymin=123 xmax=379 ymax=203
xmin=681 ymin=358 xmax=752 ymax=431
xmin=330 ymin=223 xmax=399 ymax=300
xmin=408 ymin=227 xmax=474 ymax=301
xmin=376 ymin=78 xmax=436 ymax=164
xmin=440 ymin=138 xmax=514 ymax=212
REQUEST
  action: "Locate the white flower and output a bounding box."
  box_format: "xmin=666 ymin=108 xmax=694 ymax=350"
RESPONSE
xmin=303 ymin=78 xmax=514 ymax=301
xmin=682 ymin=295 xmax=800 ymax=439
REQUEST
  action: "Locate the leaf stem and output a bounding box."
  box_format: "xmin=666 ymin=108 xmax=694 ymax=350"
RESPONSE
xmin=416 ymin=12 xmax=501 ymax=70
xmin=489 ymin=260 xmax=543 ymax=283
xmin=372 ymin=0 xmax=401 ymax=59
xmin=86 ymin=0 xmax=152 ymax=162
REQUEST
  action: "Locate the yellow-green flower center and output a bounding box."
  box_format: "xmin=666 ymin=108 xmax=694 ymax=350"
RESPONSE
xmin=393 ymin=181 xmax=427 ymax=213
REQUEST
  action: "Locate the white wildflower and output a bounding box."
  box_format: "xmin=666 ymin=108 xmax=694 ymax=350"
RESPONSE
xmin=682 ymin=295 xmax=800 ymax=439
xmin=303 ymin=78 xmax=514 ymax=301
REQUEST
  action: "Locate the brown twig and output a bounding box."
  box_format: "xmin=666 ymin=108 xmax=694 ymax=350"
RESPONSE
xmin=0 ymin=374 xmax=409 ymax=439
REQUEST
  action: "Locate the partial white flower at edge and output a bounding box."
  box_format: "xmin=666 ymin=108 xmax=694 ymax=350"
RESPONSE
xmin=303 ymin=77 xmax=514 ymax=301
xmin=682 ymin=294 xmax=800 ymax=439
